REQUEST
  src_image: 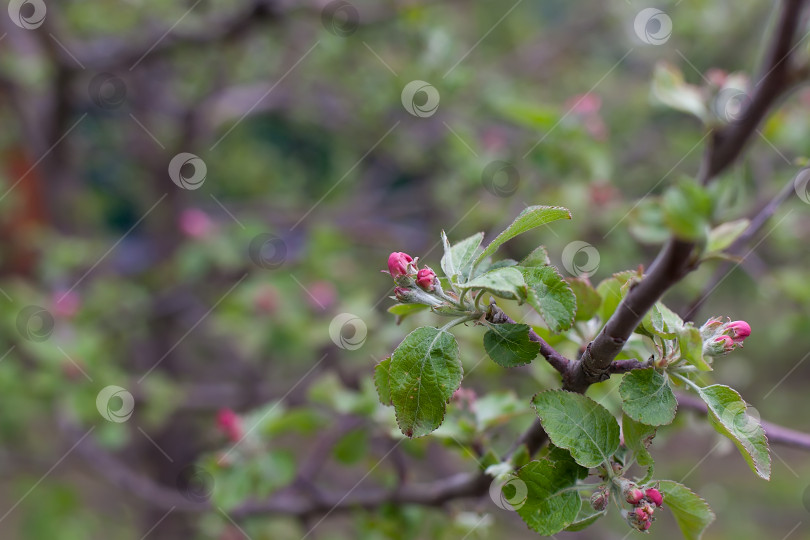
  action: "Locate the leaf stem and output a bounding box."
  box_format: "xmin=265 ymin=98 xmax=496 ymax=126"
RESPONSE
xmin=671 ymin=372 xmax=702 ymax=393
xmin=438 ymin=316 xmax=476 ymax=332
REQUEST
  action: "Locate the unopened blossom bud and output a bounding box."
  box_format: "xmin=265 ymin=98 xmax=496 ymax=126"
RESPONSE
xmin=591 ymin=486 xmax=609 ymax=512
xmin=395 ymin=286 xmax=415 ymax=302
xmin=52 ymin=290 xmax=80 ymax=318
xmin=387 ymin=252 xmax=414 ymax=278
xmin=645 ymin=488 xmax=664 ymax=507
xmin=704 ymin=334 xmax=735 ymax=357
xmin=699 ymin=316 xmax=725 ymax=340
xmin=642 ymin=520 xmax=652 ymax=531
xmin=726 ymin=320 xmax=751 ymax=343
xmin=179 ymin=208 xmax=214 ymax=239
xmin=216 ymin=409 xmax=243 ymax=443
xmin=626 ymin=487 xmax=644 ymax=505
xmin=416 ymin=267 xmax=436 ymax=291
xmin=634 ymin=507 xmax=649 ymax=522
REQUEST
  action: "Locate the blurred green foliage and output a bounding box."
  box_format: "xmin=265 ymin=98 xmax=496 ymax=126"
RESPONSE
xmin=0 ymin=0 xmax=809 ymax=538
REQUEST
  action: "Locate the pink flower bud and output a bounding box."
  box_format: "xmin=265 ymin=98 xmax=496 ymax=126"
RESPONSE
xmin=52 ymin=290 xmax=80 ymax=318
xmin=254 ymin=285 xmax=279 ymax=315
xmin=179 ymin=208 xmax=214 ymax=239
xmin=726 ymin=320 xmax=751 ymax=343
xmin=645 ymin=488 xmax=663 ymax=507
xmin=387 ymin=252 xmax=414 ymax=278
xmin=394 ymin=286 xmax=414 ymax=302
xmin=590 ymin=487 xmax=610 ymax=512
xmin=416 ymin=267 xmax=436 ymax=291
xmin=565 ymin=92 xmax=602 ymax=116
xmin=704 ymin=334 xmax=735 ymax=356
xmin=634 ymin=507 xmax=649 ymax=522
xmin=626 ymin=488 xmax=644 ymax=505
xmin=216 ymin=409 xmax=243 ymax=443
xmin=642 ymin=520 xmax=652 ymax=531
xmin=706 ymin=68 xmax=728 ymax=87
xmin=306 ymin=281 xmax=336 ymax=311
xmin=699 ymin=316 xmax=725 ymax=340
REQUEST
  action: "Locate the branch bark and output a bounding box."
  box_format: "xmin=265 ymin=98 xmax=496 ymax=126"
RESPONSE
xmin=565 ymin=0 xmax=809 ymax=393
xmin=683 ymin=172 xmax=799 ymax=319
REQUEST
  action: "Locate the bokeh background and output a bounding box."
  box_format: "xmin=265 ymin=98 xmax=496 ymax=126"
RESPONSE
xmin=1 ymin=0 xmax=809 ymax=538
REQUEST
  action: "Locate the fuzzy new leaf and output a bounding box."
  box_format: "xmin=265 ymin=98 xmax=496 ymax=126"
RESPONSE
xmin=474 ymin=206 xmax=571 ymax=267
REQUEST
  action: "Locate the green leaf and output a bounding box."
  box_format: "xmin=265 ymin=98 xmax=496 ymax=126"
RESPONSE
xmin=697 ymin=385 xmax=771 ymax=479
xmin=483 ymin=323 xmax=540 ymax=368
xmin=619 ymin=369 xmax=677 ymax=426
xmin=387 ymin=303 xmax=429 ymax=324
xmin=456 ymin=267 xmax=527 ymax=301
xmin=651 ymin=62 xmax=708 ymax=121
xmin=622 ymin=415 xmax=656 ymax=467
xmin=566 ymin=277 xmax=601 ymax=321
xmin=519 ymin=266 xmax=577 ymax=333
xmin=389 ymin=327 xmax=463 ymax=438
xmin=531 ymin=390 xmax=620 ymax=468
xmin=662 ymin=179 xmax=713 ymax=241
xmin=546 ymin=446 xmax=589 ymax=481
xmin=679 ymin=325 xmax=713 ymax=371
xmin=474 ymin=206 xmax=571 ymax=267
xmin=658 ymin=481 xmax=716 ymax=540
xmin=707 ymin=219 xmax=750 ymax=253
xmin=520 ymin=245 xmax=550 ymax=267
xmin=565 ymin=505 xmax=606 ymax=532
xmin=643 ymin=302 xmax=683 ymax=338
xmin=441 ymin=231 xmax=484 ymax=283
xmin=512 ymin=459 xmax=582 ymax=535
xmin=595 ymin=271 xmax=637 ymax=323
xmin=374 ymin=357 xmax=392 ymax=406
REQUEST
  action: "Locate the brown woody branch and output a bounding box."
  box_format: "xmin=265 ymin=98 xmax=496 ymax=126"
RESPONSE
xmin=683 ymin=172 xmax=799 ymax=319
xmin=567 ymin=0 xmax=809 ymax=393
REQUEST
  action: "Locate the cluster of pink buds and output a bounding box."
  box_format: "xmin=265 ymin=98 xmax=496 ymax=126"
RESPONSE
xmin=216 ymin=409 xmax=243 ymax=443
xmin=385 ymin=252 xmax=444 ymax=306
xmin=625 ymin=485 xmax=663 ymax=532
xmin=700 ymin=317 xmax=751 ymax=356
